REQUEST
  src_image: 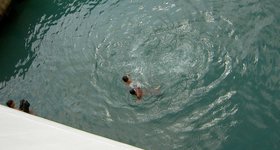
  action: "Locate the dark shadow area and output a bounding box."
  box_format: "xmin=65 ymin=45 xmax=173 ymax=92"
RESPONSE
xmin=0 ymin=0 xmax=31 ymax=83
xmin=0 ymin=0 xmax=79 ymax=83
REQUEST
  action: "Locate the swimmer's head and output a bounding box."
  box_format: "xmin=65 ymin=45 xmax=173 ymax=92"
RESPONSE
xmin=6 ymin=100 xmax=15 ymax=108
xmin=122 ymin=75 xmax=129 ymax=83
xmin=129 ymin=89 xmax=136 ymax=95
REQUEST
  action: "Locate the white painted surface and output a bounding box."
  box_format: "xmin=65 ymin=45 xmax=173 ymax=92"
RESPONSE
xmin=0 ymin=105 xmax=142 ymax=150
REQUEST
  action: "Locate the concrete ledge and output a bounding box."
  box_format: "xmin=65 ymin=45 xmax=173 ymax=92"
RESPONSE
xmin=0 ymin=105 xmax=142 ymax=150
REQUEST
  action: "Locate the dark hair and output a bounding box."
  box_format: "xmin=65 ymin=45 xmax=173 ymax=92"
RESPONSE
xmin=19 ymin=99 xmax=30 ymax=113
xmin=6 ymin=100 xmax=14 ymax=108
xmin=129 ymin=89 xmax=136 ymax=95
xmin=122 ymin=76 xmax=129 ymax=82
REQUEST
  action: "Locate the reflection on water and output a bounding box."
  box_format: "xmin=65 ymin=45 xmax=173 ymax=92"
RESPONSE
xmin=1 ymin=0 xmax=280 ymax=149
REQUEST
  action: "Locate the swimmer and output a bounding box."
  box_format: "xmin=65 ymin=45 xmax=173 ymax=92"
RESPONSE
xmin=6 ymin=100 xmax=16 ymax=109
xmin=122 ymin=75 xmax=161 ymax=101
xmin=122 ymin=75 xmax=132 ymax=86
xmin=19 ymin=99 xmax=33 ymax=114
xmin=122 ymin=75 xmax=143 ymax=100
xmin=129 ymin=87 xmax=143 ymax=100
xmin=122 ymin=75 xmax=142 ymax=88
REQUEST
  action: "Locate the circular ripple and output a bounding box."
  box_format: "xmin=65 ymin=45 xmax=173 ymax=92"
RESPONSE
xmin=86 ymin=2 xmax=237 ymax=126
xmin=22 ymin=0 xmax=240 ymax=149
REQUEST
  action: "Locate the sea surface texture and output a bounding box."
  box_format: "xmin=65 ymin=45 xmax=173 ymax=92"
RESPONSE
xmin=0 ymin=0 xmax=279 ymax=149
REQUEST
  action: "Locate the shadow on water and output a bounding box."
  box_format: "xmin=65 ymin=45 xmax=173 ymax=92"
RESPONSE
xmin=0 ymin=0 xmax=31 ymax=83
xmin=0 ymin=0 xmax=78 ymax=84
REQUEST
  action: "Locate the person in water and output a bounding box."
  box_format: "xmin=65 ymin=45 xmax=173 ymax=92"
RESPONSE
xmin=129 ymin=87 xmax=143 ymax=100
xmin=122 ymin=75 xmax=143 ymax=100
xmin=6 ymin=100 xmax=16 ymax=109
xmin=122 ymin=75 xmax=132 ymax=86
xmin=19 ymin=99 xmax=33 ymax=114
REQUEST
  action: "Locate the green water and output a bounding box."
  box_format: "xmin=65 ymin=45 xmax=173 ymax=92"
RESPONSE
xmin=1 ymin=0 xmax=280 ymax=149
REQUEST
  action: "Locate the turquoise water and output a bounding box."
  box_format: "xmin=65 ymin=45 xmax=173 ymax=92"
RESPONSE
xmin=1 ymin=0 xmax=280 ymax=149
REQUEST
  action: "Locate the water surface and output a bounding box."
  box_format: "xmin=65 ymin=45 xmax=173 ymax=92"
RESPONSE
xmin=0 ymin=0 xmax=280 ymax=149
